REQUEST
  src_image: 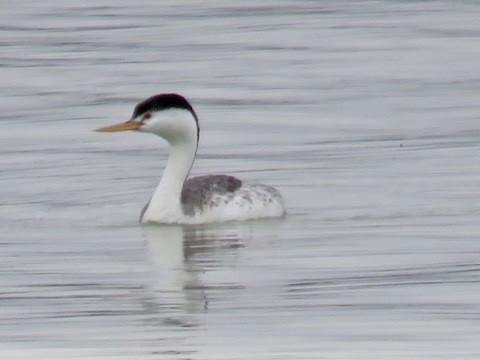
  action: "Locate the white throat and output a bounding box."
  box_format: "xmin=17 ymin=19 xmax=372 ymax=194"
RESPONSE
xmin=141 ymin=109 xmax=198 ymax=223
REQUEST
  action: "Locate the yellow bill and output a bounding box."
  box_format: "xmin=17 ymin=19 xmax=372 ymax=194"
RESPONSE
xmin=94 ymin=121 xmax=141 ymax=132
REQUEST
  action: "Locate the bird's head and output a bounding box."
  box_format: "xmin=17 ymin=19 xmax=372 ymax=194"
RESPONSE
xmin=95 ymin=93 xmax=199 ymax=144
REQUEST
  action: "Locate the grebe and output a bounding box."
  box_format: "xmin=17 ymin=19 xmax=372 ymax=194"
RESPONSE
xmin=94 ymin=93 xmax=285 ymax=224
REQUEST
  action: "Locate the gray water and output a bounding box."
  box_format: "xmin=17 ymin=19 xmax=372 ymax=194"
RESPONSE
xmin=1 ymin=1 xmax=480 ymax=359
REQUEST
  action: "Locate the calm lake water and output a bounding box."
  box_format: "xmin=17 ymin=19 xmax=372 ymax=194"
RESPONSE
xmin=1 ymin=1 xmax=480 ymax=359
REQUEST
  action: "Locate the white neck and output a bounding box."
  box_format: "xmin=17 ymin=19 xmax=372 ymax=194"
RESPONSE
xmin=142 ymin=112 xmax=198 ymax=222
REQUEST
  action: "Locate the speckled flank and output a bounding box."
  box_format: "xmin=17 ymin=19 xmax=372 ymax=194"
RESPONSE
xmin=181 ymin=175 xmax=242 ymax=216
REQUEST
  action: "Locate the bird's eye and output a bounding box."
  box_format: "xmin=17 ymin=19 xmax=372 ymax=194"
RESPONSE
xmin=142 ymin=113 xmax=152 ymax=121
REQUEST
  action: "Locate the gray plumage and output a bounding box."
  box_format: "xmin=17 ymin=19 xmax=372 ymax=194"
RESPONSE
xmin=139 ymin=175 xmax=243 ymax=221
xmin=181 ymin=175 xmax=242 ymax=216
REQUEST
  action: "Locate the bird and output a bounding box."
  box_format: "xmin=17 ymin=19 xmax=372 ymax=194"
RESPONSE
xmin=94 ymin=93 xmax=286 ymax=224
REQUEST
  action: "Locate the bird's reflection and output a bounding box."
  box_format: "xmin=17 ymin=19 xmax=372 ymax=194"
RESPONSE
xmin=142 ymin=222 xmax=249 ymax=314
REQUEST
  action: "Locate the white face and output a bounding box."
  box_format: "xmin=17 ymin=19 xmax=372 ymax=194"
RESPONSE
xmin=135 ymin=108 xmax=198 ymax=144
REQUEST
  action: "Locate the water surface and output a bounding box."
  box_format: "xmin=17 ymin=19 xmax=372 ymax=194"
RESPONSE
xmin=1 ymin=1 xmax=480 ymax=359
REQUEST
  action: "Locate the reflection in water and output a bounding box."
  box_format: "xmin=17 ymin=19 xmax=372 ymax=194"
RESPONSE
xmin=143 ymin=225 xmax=194 ymax=313
xmin=143 ymin=222 xmax=260 ymax=315
xmin=139 ymin=220 xmax=284 ymax=358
